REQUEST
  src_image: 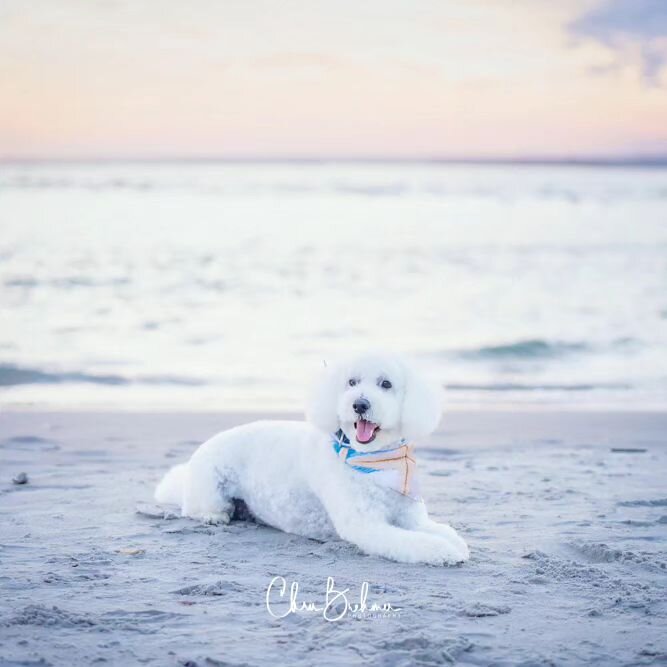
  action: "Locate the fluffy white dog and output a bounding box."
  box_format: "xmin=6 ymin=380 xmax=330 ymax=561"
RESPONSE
xmin=155 ymin=353 xmax=469 ymax=565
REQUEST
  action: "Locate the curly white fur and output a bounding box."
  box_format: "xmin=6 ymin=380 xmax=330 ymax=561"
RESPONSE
xmin=155 ymin=352 xmax=469 ymax=565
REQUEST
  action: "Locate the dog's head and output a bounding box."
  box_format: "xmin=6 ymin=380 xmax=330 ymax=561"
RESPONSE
xmin=306 ymin=353 xmax=442 ymax=450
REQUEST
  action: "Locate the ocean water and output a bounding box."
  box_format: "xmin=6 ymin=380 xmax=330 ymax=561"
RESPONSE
xmin=1 ymin=161 xmax=666 ymax=411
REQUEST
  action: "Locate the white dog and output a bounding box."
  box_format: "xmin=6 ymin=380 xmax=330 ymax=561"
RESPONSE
xmin=155 ymin=353 xmax=469 ymax=565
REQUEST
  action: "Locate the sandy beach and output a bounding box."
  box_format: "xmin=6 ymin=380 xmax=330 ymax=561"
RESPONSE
xmin=1 ymin=409 xmax=666 ymax=666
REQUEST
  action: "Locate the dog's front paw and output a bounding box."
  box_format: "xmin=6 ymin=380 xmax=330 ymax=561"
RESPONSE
xmin=187 ymin=510 xmax=231 ymax=526
xmin=438 ymin=540 xmax=469 ymax=565
xmin=414 ymin=520 xmax=470 ymax=563
xmin=411 ymin=533 xmax=469 ymax=566
xmin=204 ymin=511 xmax=231 ymax=525
xmin=433 ymin=527 xmax=470 ymax=563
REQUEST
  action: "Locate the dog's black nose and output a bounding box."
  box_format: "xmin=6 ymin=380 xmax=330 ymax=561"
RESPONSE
xmin=353 ymin=397 xmax=371 ymax=415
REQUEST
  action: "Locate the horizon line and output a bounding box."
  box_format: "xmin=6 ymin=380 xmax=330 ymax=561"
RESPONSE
xmin=2 ymin=154 xmax=667 ymax=168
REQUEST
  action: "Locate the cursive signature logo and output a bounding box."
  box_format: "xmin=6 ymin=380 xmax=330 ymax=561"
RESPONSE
xmin=265 ymin=576 xmax=401 ymax=622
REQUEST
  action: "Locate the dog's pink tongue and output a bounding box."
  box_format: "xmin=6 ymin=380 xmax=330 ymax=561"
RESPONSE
xmin=355 ymin=419 xmax=377 ymax=443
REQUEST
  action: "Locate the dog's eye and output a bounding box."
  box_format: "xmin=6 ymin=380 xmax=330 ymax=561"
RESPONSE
xmin=380 ymin=379 xmax=392 ymax=390
xmin=348 ymin=378 xmax=357 ymax=387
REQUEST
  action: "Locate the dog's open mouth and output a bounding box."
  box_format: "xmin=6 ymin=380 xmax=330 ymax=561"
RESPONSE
xmin=354 ymin=419 xmax=380 ymax=444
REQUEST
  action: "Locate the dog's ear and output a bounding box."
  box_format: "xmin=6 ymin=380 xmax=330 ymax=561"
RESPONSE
xmin=400 ymin=363 xmax=443 ymax=440
xmin=305 ymin=362 xmax=341 ymax=434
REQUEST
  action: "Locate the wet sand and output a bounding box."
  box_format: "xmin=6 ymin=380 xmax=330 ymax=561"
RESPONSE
xmin=1 ymin=410 xmax=666 ymax=666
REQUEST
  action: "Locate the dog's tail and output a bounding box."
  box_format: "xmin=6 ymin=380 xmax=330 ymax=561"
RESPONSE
xmin=154 ymin=463 xmax=187 ymax=505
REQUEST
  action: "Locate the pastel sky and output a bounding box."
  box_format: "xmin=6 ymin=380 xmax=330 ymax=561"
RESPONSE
xmin=1 ymin=0 xmax=667 ymax=159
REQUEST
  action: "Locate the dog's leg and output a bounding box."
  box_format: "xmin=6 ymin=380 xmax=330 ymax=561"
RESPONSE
xmin=340 ymin=518 xmax=465 ymax=565
xmin=181 ymin=461 xmax=234 ymax=525
xmin=325 ymin=502 xmax=467 ymax=565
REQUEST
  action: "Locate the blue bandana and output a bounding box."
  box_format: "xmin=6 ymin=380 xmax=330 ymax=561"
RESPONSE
xmin=331 ymin=429 xmax=421 ymax=500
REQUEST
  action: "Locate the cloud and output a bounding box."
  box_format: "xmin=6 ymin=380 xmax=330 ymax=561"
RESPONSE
xmin=570 ymin=0 xmax=667 ymax=84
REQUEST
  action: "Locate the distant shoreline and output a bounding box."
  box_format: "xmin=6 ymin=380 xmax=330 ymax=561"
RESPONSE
xmin=2 ymin=156 xmax=667 ymax=168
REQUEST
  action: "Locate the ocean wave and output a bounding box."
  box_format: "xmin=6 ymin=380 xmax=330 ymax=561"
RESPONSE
xmin=0 ymin=178 xmax=634 ymax=203
xmin=3 ymin=168 xmax=665 ymax=203
xmin=449 ymin=338 xmax=641 ymax=361
xmin=454 ymin=339 xmax=591 ymax=360
xmin=4 ymin=276 xmax=130 ymax=289
xmin=0 ymin=363 xmax=204 ymax=387
xmin=445 ymin=382 xmax=631 ymax=392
